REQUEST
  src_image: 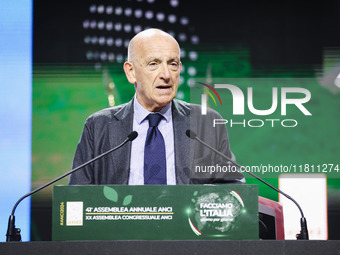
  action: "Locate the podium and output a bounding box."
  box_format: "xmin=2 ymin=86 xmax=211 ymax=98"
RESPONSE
xmin=258 ymin=196 xmax=284 ymax=240
xmin=52 ymin=184 xmax=259 ymax=241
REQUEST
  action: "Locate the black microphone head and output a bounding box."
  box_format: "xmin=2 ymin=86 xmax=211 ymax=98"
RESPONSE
xmin=128 ymin=131 xmax=138 ymax=141
xmin=186 ymin=129 xmax=197 ymax=139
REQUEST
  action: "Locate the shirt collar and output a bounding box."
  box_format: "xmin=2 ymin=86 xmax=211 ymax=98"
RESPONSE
xmin=133 ymin=94 xmax=172 ymax=124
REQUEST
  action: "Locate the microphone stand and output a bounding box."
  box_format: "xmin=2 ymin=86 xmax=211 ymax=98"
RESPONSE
xmin=6 ymin=131 xmax=138 ymax=242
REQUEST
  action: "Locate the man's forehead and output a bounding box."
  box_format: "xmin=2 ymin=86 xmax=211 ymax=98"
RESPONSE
xmin=144 ymin=55 xmax=180 ymax=62
xmin=136 ymin=42 xmax=180 ymax=60
xmin=140 ymin=45 xmax=180 ymax=59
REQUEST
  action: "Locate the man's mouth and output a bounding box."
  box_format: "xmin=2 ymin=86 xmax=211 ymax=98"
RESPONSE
xmin=156 ymin=85 xmax=171 ymax=89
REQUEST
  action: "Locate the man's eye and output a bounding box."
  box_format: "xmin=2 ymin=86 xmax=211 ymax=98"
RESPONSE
xmin=147 ymin=62 xmax=158 ymax=70
xmin=170 ymin=62 xmax=179 ymax=69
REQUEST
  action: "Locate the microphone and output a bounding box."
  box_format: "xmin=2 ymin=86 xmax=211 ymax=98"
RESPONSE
xmin=6 ymin=131 xmax=138 ymax=242
xmin=186 ymin=129 xmax=309 ymax=240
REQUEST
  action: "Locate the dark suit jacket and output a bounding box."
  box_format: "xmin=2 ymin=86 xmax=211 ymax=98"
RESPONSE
xmin=68 ymin=99 xmax=245 ymax=185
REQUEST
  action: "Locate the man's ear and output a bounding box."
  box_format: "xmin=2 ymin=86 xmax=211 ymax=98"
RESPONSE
xmin=123 ymin=61 xmax=136 ymax=84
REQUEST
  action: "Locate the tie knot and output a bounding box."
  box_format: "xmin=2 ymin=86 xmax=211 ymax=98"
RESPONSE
xmin=147 ymin=113 xmax=163 ymax=127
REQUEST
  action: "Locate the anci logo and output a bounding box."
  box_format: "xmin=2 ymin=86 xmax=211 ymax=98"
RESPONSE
xmin=198 ymin=82 xmax=312 ymax=128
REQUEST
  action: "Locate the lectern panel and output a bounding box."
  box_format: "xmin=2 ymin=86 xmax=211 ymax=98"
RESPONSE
xmin=52 ymin=185 xmax=258 ymax=240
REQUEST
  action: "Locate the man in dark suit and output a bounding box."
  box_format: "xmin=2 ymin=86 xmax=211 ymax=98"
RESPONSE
xmin=69 ymin=28 xmax=244 ymax=185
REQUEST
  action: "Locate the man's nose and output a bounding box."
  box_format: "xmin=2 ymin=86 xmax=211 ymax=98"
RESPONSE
xmin=159 ymin=63 xmax=171 ymax=81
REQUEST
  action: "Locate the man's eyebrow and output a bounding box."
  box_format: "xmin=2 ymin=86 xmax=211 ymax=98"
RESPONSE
xmin=168 ymin=57 xmax=179 ymax=61
xmin=146 ymin=57 xmax=161 ymax=63
xmin=145 ymin=57 xmax=179 ymax=63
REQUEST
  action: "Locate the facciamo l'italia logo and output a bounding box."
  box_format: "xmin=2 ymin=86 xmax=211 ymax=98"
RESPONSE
xmin=187 ymin=189 xmax=245 ymax=237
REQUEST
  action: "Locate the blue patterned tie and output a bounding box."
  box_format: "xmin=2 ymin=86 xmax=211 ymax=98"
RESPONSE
xmin=144 ymin=113 xmax=167 ymax=184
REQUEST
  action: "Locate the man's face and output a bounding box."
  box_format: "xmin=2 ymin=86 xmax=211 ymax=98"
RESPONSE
xmin=125 ymin=34 xmax=182 ymax=112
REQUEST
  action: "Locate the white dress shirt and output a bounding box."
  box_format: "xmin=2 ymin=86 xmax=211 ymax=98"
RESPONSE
xmin=128 ymin=96 xmax=176 ymax=185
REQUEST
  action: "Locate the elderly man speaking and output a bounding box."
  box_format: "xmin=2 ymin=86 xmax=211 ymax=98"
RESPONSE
xmin=69 ymin=28 xmax=244 ymax=185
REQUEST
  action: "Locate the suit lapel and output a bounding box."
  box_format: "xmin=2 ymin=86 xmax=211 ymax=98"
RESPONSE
xmin=108 ymin=100 xmax=134 ymax=184
xmin=172 ymin=100 xmax=192 ymax=184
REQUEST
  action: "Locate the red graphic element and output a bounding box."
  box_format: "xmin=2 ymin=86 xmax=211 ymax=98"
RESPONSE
xmin=189 ymin=217 xmax=203 ymax=234
xmin=198 ymin=82 xmax=223 ymax=105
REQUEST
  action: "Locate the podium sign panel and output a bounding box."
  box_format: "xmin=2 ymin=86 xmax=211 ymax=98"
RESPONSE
xmin=52 ymin=185 xmax=258 ymax=240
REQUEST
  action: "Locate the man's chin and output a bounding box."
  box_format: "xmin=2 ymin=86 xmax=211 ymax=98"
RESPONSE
xmin=151 ymin=97 xmax=175 ymax=111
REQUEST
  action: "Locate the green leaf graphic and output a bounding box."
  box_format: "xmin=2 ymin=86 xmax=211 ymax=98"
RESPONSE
xmin=123 ymin=195 xmax=133 ymax=206
xmin=103 ymin=186 xmax=118 ymax=202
